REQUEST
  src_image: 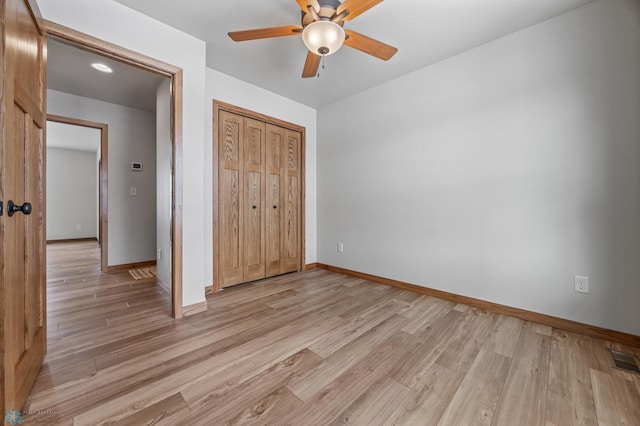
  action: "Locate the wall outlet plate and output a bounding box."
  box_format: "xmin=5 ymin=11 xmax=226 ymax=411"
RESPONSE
xmin=574 ymin=275 xmax=589 ymax=293
xmin=337 ymin=242 xmax=344 ymax=253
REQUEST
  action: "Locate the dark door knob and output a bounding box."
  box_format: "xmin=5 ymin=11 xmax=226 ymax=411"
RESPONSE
xmin=273 ymin=205 xmax=277 ymax=209
xmin=7 ymin=200 xmax=32 ymax=217
xmin=252 ymin=205 xmax=257 ymax=209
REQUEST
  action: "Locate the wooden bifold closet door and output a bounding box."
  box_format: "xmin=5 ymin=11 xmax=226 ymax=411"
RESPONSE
xmin=216 ymin=104 xmax=303 ymax=289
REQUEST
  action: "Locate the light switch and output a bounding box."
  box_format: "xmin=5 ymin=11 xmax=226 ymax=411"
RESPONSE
xmin=130 ymin=187 xmax=137 ymax=196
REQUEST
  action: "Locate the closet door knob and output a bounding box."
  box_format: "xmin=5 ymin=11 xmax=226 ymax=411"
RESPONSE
xmin=273 ymin=205 xmax=277 ymax=209
xmin=252 ymin=205 xmax=257 ymax=209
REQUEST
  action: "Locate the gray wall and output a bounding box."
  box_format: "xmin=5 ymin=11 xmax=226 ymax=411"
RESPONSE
xmin=156 ymin=79 xmax=172 ymax=290
xmin=46 ymin=147 xmax=98 ymax=240
xmin=47 ymin=89 xmax=157 ymax=266
xmin=317 ymin=0 xmax=640 ymax=335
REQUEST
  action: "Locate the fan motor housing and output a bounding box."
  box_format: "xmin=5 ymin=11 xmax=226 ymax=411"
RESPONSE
xmin=319 ymin=0 xmax=341 ymax=8
xmin=301 ymin=0 xmax=344 ymax=28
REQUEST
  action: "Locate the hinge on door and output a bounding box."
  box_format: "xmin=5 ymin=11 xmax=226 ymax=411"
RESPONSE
xmin=0 ymin=201 xmax=3 ymax=216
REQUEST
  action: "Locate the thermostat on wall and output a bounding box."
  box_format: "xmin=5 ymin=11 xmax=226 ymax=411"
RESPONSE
xmin=131 ymin=162 xmax=143 ymax=171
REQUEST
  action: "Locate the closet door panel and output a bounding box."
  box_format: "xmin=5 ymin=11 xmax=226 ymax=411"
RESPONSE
xmin=266 ymin=125 xmax=284 ymax=277
xmin=219 ymin=111 xmax=244 ymax=287
xmin=283 ymin=130 xmax=302 ymax=273
xmin=243 ymin=118 xmax=266 ymax=281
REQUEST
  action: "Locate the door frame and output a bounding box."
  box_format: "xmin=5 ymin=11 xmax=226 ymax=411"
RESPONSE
xmin=46 ymin=21 xmax=184 ymax=319
xmin=46 ymin=115 xmax=109 ymax=270
xmin=212 ymin=100 xmax=306 ymax=292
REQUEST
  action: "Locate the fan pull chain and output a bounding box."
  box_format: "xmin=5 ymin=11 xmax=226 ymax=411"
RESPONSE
xmin=317 ymin=55 xmax=326 ymax=78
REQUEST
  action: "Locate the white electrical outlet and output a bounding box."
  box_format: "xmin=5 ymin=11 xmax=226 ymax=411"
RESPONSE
xmin=574 ymin=275 xmax=589 ymax=293
xmin=130 ymin=186 xmax=137 ymax=196
xmin=158 ymin=248 xmax=163 ymax=260
xmin=76 ymin=224 xmax=82 ymax=230
xmin=337 ymin=242 xmax=344 ymax=253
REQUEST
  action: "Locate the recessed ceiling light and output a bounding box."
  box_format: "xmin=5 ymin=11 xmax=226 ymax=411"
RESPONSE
xmin=91 ymin=63 xmax=113 ymax=73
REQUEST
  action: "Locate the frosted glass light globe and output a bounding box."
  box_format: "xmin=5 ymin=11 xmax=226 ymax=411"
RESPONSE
xmin=302 ymin=20 xmax=345 ymax=56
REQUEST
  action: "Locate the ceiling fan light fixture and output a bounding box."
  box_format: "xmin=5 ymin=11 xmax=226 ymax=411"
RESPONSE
xmin=302 ymin=20 xmax=345 ymax=56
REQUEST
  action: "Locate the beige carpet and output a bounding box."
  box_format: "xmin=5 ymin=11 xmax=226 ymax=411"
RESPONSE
xmin=129 ymin=267 xmax=157 ymax=280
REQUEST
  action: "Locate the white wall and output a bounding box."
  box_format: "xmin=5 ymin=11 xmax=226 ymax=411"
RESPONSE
xmin=318 ymin=0 xmax=640 ymax=335
xmin=41 ymin=0 xmax=207 ymax=307
xmin=156 ymin=79 xmax=172 ymax=290
xmin=47 ymin=90 xmax=157 ymax=266
xmin=205 ymin=68 xmax=318 ymax=287
xmin=46 ymin=147 xmax=98 ymax=240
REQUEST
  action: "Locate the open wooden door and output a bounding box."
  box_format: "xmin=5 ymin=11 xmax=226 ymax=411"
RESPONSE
xmin=0 ymin=0 xmax=47 ymax=417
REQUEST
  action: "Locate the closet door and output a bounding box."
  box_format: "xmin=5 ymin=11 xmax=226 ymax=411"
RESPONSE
xmin=215 ymin=102 xmax=305 ymax=290
xmin=243 ymin=118 xmax=266 ymax=281
xmin=283 ymin=129 xmax=302 ymax=273
xmin=219 ymin=111 xmax=244 ymax=287
xmin=265 ymin=125 xmax=284 ymax=277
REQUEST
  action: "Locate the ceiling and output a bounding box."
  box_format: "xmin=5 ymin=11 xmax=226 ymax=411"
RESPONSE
xmin=109 ymin=0 xmax=596 ymax=108
xmin=47 ymin=38 xmax=166 ymax=112
xmin=47 ymin=0 xmax=596 ymax=110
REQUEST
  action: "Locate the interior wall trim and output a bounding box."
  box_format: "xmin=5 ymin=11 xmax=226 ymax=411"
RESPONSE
xmin=46 ymin=237 xmax=98 ymax=244
xmin=314 ymin=263 xmax=640 ymax=348
xmin=182 ymin=301 xmax=208 ymax=317
xmin=106 ymin=260 xmax=156 ymax=273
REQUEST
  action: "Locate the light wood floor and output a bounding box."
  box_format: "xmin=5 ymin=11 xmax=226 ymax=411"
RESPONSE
xmin=25 ymin=241 xmax=640 ymax=425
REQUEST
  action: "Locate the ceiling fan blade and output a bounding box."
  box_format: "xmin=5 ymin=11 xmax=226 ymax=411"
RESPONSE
xmin=228 ymin=25 xmax=302 ymax=42
xmin=337 ymin=0 xmax=383 ymax=21
xmin=344 ymin=30 xmax=397 ymax=60
xmin=302 ymin=51 xmax=321 ymax=78
xmin=296 ymin=0 xmax=320 ymax=13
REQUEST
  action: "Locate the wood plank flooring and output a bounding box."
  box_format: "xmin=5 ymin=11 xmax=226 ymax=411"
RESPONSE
xmin=24 ymin=241 xmax=640 ymax=425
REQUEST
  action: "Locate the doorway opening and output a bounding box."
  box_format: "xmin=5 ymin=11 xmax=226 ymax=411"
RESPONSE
xmin=46 ymin=115 xmax=108 ymax=270
xmin=46 ymin=22 xmax=184 ymax=318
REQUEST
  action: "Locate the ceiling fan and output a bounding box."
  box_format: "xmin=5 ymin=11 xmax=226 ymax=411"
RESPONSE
xmin=228 ymin=0 xmax=398 ymax=78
